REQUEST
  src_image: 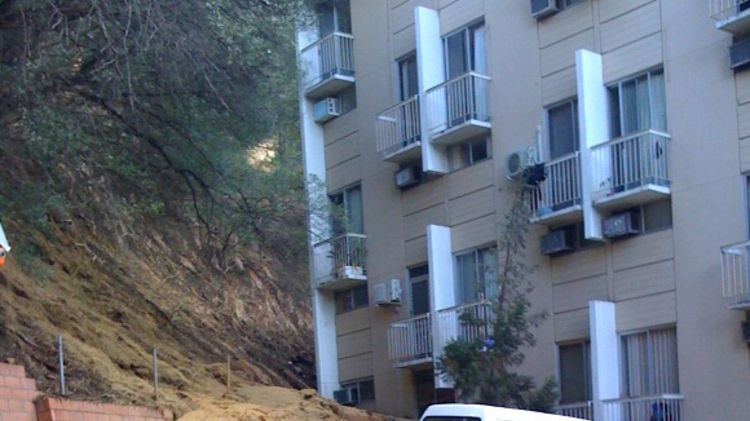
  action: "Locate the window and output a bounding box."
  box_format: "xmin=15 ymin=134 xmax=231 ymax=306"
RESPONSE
xmin=409 ymin=265 xmax=430 ymax=316
xmin=398 ymin=53 xmax=418 ymax=101
xmin=315 ymin=0 xmax=351 ymax=37
xmin=341 ymin=378 xmax=375 ymax=403
xmin=608 ymin=69 xmax=667 ymax=138
xmin=330 ymin=184 xmax=363 ymax=234
xmin=621 ymin=327 xmax=679 ymax=397
xmin=559 ymin=0 xmax=586 ymax=8
xmin=619 ymin=199 xmax=673 ymax=235
xmin=335 ymin=284 xmax=368 ymax=314
xmin=443 ymin=21 xmax=486 ymax=79
xmin=448 ymin=137 xmax=490 ymax=171
xmin=558 ymin=341 xmax=592 ymax=404
xmin=745 ymin=175 xmax=750 ymax=238
xmin=547 ymin=99 xmax=579 ymax=159
xmin=455 ymin=246 xmax=497 ymax=304
xmin=337 ymin=86 xmax=357 ymax=114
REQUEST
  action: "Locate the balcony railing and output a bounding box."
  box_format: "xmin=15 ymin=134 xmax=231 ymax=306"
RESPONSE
xmin=529 ymin=151 xmax=582 ymax=222
xmin=434 ymin=301 xmax=495 ymax=352
xmin=423 ymin=72 xmax=491 ymax=145
xmin=387 ymin=313 xmax=432 ymax=366
xmin=721 ymin=240 xmax=750 ymax=309
xmin=555 ymin=401 xmax=593 ymax=420
xmin=601 ymin=394 xmax=683 ymax=421
xmin=590 ymin=130 xmax=670 ymax=207
xmin=710 ymin=0 xmax=750 ymax=33
xmin=375 ymin=96 xmax=421 ymax=162
xmin=300 ymin=32 xmax=355 ymax=98
xmin=311 ymin=233 xmax=366 ymax=290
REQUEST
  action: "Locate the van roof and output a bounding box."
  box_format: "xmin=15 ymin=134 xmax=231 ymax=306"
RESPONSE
xmin=420 ymin=404 xmax=587 ymax=421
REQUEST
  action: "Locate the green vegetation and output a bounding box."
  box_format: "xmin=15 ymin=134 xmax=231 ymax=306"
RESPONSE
xmin=438 ymin=181 xmax=558 ymax=412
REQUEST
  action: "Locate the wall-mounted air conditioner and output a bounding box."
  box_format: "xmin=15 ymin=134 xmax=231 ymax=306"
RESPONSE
xmin=506 ymin=146 xmax=539 ymax=179
xmin=313 ymin=97 xmax=341 ymax=123
xmin=374 ymin=279 xmax=402 ymax=306
xmin=531 ymin=0 xmax=559 ymax=19
xmin=602 ymin=211 xmax=641 ymax=239
xmin=730 ymin=37 xmax=750 ymax=71
xmin=333 ymin=387 xmax=359 ymax=405
xmin=540 ymin=228 xmax=574 ymax=256
xmin=395 ymin=166 xmax=419 ymax=189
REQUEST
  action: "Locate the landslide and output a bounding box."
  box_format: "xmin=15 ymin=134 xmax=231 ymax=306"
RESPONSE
xmin=0 ymin=162 xmax=315 ymax=416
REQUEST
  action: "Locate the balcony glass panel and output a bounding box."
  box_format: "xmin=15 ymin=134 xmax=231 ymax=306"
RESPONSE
xmin=601 ymin=394 xmax=683 ymax=421
xmin=590 ymin=130 xmax=670 ymax=207
xmin=529 ymin=151 xmax=582 ymax=221
xmin=300 ymin=32 xmax=355 ymax=98
xmin=374 ymin=96 xmax=421 ymax=161
xmin=721 ymin=240 xmax=750 ymax=309
xmin=423 ymin=72 xmax=490 ymax=145
xmin=312 ymin=233 xmax=366 ymax=289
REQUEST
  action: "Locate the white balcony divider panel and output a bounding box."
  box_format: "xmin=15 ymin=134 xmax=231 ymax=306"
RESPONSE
xmin=576 ymin=49 xmax=609 ymax=241
xmin=297 ymin=25 xmax=338 ymax=399
xmin=387 ymin=313 xmax=432 ymax=364
xmin=601 ymin=394 xmax=683 ymax=421
xmin=312 ymin=233 xmax=367 ymax=286
xmin=721 ymin=240 xmax=750 ymax=308
xmin=423 ymin=72 xmax=491 ymax=139
xmin=415 ymin=7 xmax=449 ymax=174
xmin=427 ymin=224 xmax=455 ymax=388
xmin=299 ymin=32 xmax=355 ymax=90
xmin=555 ymin=401 xmax=593 ymax=420
xmin=590 ymin=130 xmax=670 ymax=200
xmin=375 ymin=96 xmax=421 ymax=157
xmin=589 ymin=301 xmax=620 ymax=421
xmin=529 ymin=151 xmax=582 ymax=217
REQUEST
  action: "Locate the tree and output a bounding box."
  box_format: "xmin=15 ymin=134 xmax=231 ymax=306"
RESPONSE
xmin=437 ymin=174 xmax=558 ymax=412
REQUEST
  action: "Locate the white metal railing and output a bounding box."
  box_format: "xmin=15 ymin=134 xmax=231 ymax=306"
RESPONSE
xmin=555 ymin=401 xmax=593 ymax=420
xmin=423 ymin=72 xmax=490 ymax=138
xmin=721 ymin=240 xmax=750 ymax=308
xmin=435 ymin=301 xmax=495 ymax=353
xmin=387 ymin=313 xmax=432 ymax=363
xmin=601 ymin=394 xmax=683 ymax=421
xmin=710 ymin=0 xmax=750 ymax=21
xmin=299 ymin=32 xmax=355 ymax=90
xmin=311 ymin=233 xmax=366 ymax=286
xmin=590 ymin=130 xmax=670 ymax=200
xmin=375 ymin=96 xmax=421 ymax=157
xmin=529 ymin=151 xmax=581 ymax=218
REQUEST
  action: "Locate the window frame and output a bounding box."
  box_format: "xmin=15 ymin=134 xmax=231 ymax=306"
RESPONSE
xmin=454 ymin=245 xmax=498 ymax=304
xmin=329 ymin=183 xmax=364 ymax=235
xmin=447 ymin=136 xmax=491 ymax=171
xmin=335 ymin=284 xmax=369 ymax=314
xmin=619 ymin=325 xmax=679 ymax=398
xmin=442 ymin=20 xmax=486 ymax=80
xmin=340 ymin=377 xmax=375 ymax=403
xmin=607 ymin=68 xmax=667 ymax=139
xmin=557 ymin=340 xmax=592 ymax=405
xmin=546 ymin=98 xmax=580 ymax=160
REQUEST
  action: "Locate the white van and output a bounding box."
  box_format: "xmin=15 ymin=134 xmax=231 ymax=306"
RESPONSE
xmin=419 ymin=404 xmax=588 ymax=421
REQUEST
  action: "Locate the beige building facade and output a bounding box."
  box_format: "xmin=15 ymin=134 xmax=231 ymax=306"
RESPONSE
xmin=297 ymin=0 xmax=750 ymax=419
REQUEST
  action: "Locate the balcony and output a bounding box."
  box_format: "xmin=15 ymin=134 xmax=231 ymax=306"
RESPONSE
xmin=312 ymin=233 xmax=366 ymax=291
xmin=721 ymin=240 xmax=750 ymax=309
xmin=374 ymin=96 xmax=422 ymax=163
xmin=710 ymin=0 xmax=750 ymax=35
xmin=590 ymin=130 xmax=670 ymax=211
xmin=555 ymin=401 xmax=593 ymax=420
xmin=387 ymin=300 xmax=494 ymax=368
xmin=300 ymin=32 xmax=355 ymax=99
xmin=529 ymin=151 xmax=583 ymax=225
xmin=601 ymin=394 xmax=683 ymax=421
xmin=423 ymin=72 xmax=491 ymax=146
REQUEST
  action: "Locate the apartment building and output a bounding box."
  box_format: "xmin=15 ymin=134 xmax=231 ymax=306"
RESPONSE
xmin=296 ymin=0 xmax=750 ymax=419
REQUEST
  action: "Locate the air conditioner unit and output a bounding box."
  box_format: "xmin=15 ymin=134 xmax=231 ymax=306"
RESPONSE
xmin=530 ymin=0 xmax=559 ymax=19
xmin=730 ymin=37 xmax=750 ymax=71
xmin=395 ymin=166 xmax=419 ymax=189
xmin=602 ymin=211 xmax=641 ymax=239
xmin=313 ymin=97 xmax=341 ymax=123
xmin=333 ymin=387 xmax=359 ymax=405
xmin=540 ymin=228 xmax=574 ymax=256
xmin=507 ymin=146 xmax=539 ymax=179
xmin=374 ymin=279 xmax=402 ymax=306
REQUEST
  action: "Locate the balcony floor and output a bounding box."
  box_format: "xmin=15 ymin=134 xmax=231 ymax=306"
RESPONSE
xmin=716 ymin=9 xmax=750 ymax=35
xmin=593 ymin=183 xmax=670 ymax=211
xmin=384 ymin=140 xmax=422 ymax=163
xmin=317 ymin=266 xmax=367 ymax=291
xmin=305 ymin=74 xmax=355 ymax=100
xmin=430 ymin=119 xmax=490 ymax=146
xmin=531 ymin=205 xmax=583 ymax=226
xmin=394 ymin=356 xmax=433 ymax=369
